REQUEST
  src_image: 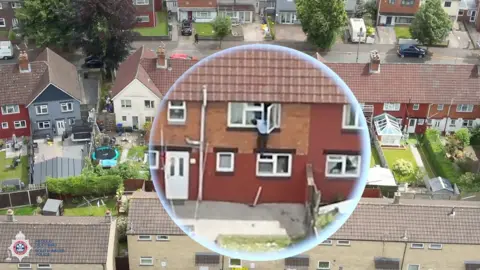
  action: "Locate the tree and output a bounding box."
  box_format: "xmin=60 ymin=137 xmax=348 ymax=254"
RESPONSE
xmin=15 ymin=0 xmax=77 ymax=48
xmin=73 ymin=0 xmax=136 ymax=77
xmin=354 ymin=0 xmax=366 ymax=18
xmin=364 ymin=0 xmax=377 ymax=24
xmin=409 ymin=0 xmax=452 ymax=47
xmin=455 ymin=128 xmax=471 ymax=148
xmin=296 ymin=0 xmax=348 ymax=50
xmin=212 ymin=16 xmax=231 ymax=49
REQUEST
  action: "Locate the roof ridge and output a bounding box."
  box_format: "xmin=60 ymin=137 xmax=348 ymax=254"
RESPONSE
xmin=359 ymin=202 xmax=480 ymax=209
xmin=134 ymin=46 xmax=144 ymax=79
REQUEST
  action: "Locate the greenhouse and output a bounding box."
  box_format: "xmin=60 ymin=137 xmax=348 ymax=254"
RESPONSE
xmin=373 ymin=113 xmax=403 ymax=147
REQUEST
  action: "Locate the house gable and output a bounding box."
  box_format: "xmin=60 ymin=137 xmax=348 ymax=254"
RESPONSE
xmin=30 ymin=84 xmax=77 ymax=105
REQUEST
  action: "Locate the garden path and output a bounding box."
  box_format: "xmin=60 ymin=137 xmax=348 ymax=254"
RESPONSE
xmin=409 ymin=144 xmax=430 ymax=182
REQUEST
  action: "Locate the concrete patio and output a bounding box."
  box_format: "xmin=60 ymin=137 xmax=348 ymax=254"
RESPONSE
xmin=33 ymin=137 xmax=88 ymax=163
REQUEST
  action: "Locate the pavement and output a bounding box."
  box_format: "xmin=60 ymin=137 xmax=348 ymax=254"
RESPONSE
xmin=409 ymin=144 xmax=430 ymax=183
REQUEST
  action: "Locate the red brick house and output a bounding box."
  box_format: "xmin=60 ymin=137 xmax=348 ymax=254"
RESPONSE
xmin=134 ymin=0 xmax=162 ymax=27
xmin=177 ymin=0 xmax=218 ymax=22
xmin=0 ymin=0 xmax=22 ymax=32
xmin=112 ymin=46 xmax=365 ymax=204
xmin=376 ymin=0 xmax=421 ymax=26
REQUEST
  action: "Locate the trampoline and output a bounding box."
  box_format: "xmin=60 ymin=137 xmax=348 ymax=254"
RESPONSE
xmin=92 ymin=146 xmax=120 ymax=167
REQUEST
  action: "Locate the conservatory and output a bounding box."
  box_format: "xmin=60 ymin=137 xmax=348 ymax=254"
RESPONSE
xmin=373 ymin=113 xmax=403 ymax=147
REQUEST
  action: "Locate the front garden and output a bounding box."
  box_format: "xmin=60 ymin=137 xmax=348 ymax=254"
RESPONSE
xmin=194 ymin=23 xmax=215 ymax=36
xmin=134 ymin=12 xmax=169 ymax=36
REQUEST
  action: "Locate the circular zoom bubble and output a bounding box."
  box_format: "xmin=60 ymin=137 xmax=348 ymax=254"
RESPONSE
xmin=149 ymin=44 xmax=371 ymax=261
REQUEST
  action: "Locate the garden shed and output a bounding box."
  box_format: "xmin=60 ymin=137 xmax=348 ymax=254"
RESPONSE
xmin=42 ymin=199 xmax=64 ymax=216
xmin=374 ymin=113 xmax=403 ymax=147
xmin=425 ymin=177 xmax=460 ymax=195
xmin=367 ymin=166 xmax=398 ymax=197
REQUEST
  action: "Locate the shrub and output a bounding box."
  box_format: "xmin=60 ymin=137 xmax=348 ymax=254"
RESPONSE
xmin=116 ymin=216 xmax=128 ymax=242
xmin=455 ymin=128 xmax=470 ymax=148
xmin=470 ymin=125 xmax=480 ymax=145
xmin=457 ymin=172 xmax=480 ymax=192
xmin=8 ymin=29 xmax=16 ymax=41
xmin=392 ymin=159 xmax=414 ymax=176
xmin=422 ymin=128 xmax=461 ymax=182
xmin=267 ymin=16 xmax=275 ymax=40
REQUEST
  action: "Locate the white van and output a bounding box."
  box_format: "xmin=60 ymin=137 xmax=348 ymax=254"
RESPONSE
xmin=0 ymin=41 xmax=14 ymax=60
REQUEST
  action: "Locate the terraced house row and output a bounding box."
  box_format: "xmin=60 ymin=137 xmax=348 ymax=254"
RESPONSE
xmin=126 ymin=190 xmax=480 ymax=270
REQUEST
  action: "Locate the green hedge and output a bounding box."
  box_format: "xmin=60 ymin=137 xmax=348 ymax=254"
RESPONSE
xmin=422 ymin=129 xmax=461 ymax=182
xmin=267 ymin=16 xmax=275 ymax=40
xmin=46 ymin=175 xmax=122 ymax=197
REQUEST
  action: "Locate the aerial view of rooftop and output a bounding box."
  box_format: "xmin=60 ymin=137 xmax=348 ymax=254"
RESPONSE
xmin=1 ymin=0 xmax=480 ymax=268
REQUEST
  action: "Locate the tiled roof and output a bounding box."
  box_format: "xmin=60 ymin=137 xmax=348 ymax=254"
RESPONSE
xmin=178 ymin=0 xmax=217 ymax=8
xmin=0 ymin=48 xmax=84 ymax=106
xmin=128 ymin=192 xmax=480 ymax=245
xmin=0 ymin=216 xmax=112 ymax=264
xmin=127 ymin=191 xmax=184 ymax=235
xmin=111 ymin=47 xmax=480 ymax=105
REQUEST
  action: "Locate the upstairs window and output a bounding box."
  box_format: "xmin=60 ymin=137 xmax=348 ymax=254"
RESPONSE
xmin=60 ymin=102 xmax=73 ymax=112
xmin=228 ymin=102 xmax=281 ymax=132
xmin=121 ymin=100 xmax=132 ymax=108
xmin=401 ymin=0 xmax=414 ymax=5
xmin=256 ymin=153 xmax=292 ymax=177
xmin=135 ymin=0 xmax=149 ymax=5
xmin=444 ymin=1 xmax=451 ymax=7
xmin=167 ymin=101 xmax=186 ymax=124
xmin=412 ymin=104 xmax=420 ymax=110
xmin=342 ymin=104 xmax=362 ymax=129
xmin=456 ymin=104 xmax=474 ymax=113
xmin=383 ymin=103 xmax=401 ymax=111
xmin=35 ymin=105 xmax=48 ymax=115
xmin=1 ymin=105 xmax=20 ymax=115
xmin=216 ymin=152 xmax=235 ymax=172
xmin=11 ymin=2 xmax=22 ymax=8
xmin=325 ymin=155 xmax=361 ymax=178
xmin=144 ymin=100 xmax=155 ymax=109
xmin=437 ymin=104 xmax=444 ymax=111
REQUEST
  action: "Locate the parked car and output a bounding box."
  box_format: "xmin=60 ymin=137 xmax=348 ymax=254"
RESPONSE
xmin=181 ymin=20 xmax=193 ymax=36
xmin=83 ymin=56 xmax=104 ymax=69
xmin=397 ymin=44 xmax=427 ymax=58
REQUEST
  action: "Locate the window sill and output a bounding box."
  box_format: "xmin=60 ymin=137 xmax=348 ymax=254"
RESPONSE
xmin=325 ymin=176 xmax=359 ymax=180
xmin=61 ymin=111 xmax=74 ymax=113
xmin=167 ymin=120 xmax=186 ymax=126
xmin=226 ymin=127 xmax=281 ymax=133
xmin=36 ymin=113 xmax=48 ymax=116
xmin=341 ymin=128 xmax=362 ymax=134
xmin=256 ymin=174 xmax=291 ymax=179
xmin=215 ymin=171 xmax=235 ymax=176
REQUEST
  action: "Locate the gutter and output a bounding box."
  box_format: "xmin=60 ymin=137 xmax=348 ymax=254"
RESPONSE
xmin=197 ymin=85 xmax=207 ymax=201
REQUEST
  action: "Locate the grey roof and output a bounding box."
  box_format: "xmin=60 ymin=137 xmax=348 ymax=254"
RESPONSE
xmin=0 ymin=216 xmax=111 ymax=264
xmin=459 ymin=0 xmax=476 ymax=10
xmin=276 ymin=0 xmax=296 ymax=11
xmin=127 ymin=191 xmax=184 ymax=235
xmin=427 ymin=177 xmax=454 ymax=193
xmin=128 ymin=192 xmax=480 ymax=244
xmin=33 ymin=157 xmax=83 ymax=185
xmin=42 ymin=199 xmax=63 ymax=213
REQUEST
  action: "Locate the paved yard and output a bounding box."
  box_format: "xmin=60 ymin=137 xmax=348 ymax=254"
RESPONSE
xmin=376 ymin=27 xmax=397 ymax=44
xmin=170 ymin=201 xmax=307 ymax=242
xmin=82 ymin=73 xmax=100 ymax=107
xmin=242 ymin=22 xmax=266 ymax=42
xmin=274 ymin=25 xmax=306 ymax=41
xmin=33 ymin=137 xmax=88 ymax=163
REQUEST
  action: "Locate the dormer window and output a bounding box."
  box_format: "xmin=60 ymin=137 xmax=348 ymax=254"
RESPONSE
xmin=228 ymin=102 xmax=281 ymax=131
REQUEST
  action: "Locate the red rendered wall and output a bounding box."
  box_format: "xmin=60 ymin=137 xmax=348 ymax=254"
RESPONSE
xmin=135 ymin=11 xmax=155 ymax=27
xmin=0 ymin=105 xmax=31 ymax=139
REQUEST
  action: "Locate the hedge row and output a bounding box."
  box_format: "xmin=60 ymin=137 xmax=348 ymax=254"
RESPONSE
xmin=46 ymin=175 xmax=122 ymax=197
xmin=422 ymin=129 xmax=461 ymax=182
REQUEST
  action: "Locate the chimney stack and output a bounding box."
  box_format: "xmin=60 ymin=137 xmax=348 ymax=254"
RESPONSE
xmin=105 ymin=209 xmax=112 ymax=223
xmin=393 ymin=192 xmax=401 ymax=204
xmin=6 ymin=209 xmax=15 ymax=222
xmin=18 ymin=51 xmax=31 ymax=73
xmin=156 ymin=44 xmax=167 ymax=69
xmin=369 ymin=50 xmax=381 ymax=74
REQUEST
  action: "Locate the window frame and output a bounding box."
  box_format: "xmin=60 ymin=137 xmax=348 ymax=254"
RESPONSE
xmin=456 ymin=104 xmax=474 ymax=113
xmin=449 ymin=119 xmax=457 ymax=127
xmin=417 ymin=119 xmax=425 ymax=125
xmin=122 ymin=116 xmax=127 ymax=122
xmin=136 ymin=15 xmax=150 ymax=23
xmin=437 ymin=104 xmax=444 ymax=111
xmin=60 ymin=102 xmax=73 ymax=112
xmin=167 ymin=101 xmax=187 ymax=123
xmin=256 ymin=153 xmax=292 ymax=177
xmin=383 ymin=103 xmax=401 ymax=111
xmin=342 ymin=104 xmax=362 ymax=129
xmin=35 ymin=104 xmax=48 ymax=115
xmin=156 ymin=235 xmax=170 ymax=241
xmin=17 ymin=264 xmax=32 ymax=269
xmin=145 ymin=116 xmax=153 ymax=123
xmin=14 ymin=120 xmax=26 ymax=129
xmin=229 ymin=258 xmax=242 ymax=268
xmin=37 ymin=121 xmax=50 ymax=130
xmin=317 ymin=261 xmax=331 ymax=270
xmin=121 ymin=99 xmax=132 ymax=108
xmin=144 ymin=100 xmax=155 ymax=109
xmin=444 ymin=1 xmax=451 ymax=7
xmin=1 ymin=105 xmax=20 ymax=115
xmin=0 ymin=18 xmax=5 ymax=27
xmin=336 ymin=240 xmax=351 ymax=246
xmin=11 ymin=2 xmax=21 ymax=8
xmin=428 ymin=243 xmax=443 ymax=250
xmin=148 ymin=150 xmax=160 ymax=170
xmin=216 ymin=152 xmax=235 ymax=172
xmin=139 ymin=256 xmax=154 ymax=266
xmin=407 ymin=264 xmax=421 ymax=270
xmin=325 ymin=155 xmax=361 ymax=178
xmin=135 ymin=0 xmax=149 ymax=5
xmin=1 ymin=122 xmax=8 ymax=129
xmin=319 ymin=239 xmax=333 ymax=245
xmin=412 ymin=104 xmax=420 ymax=111
xmin=463 ymin=119 xmax=474 ymax=128
xmin=227 ymin=102 xmax=281 ymax=129
xmin=410 ymin=243 xmax=424 ymax=249
xmin=37 ymin=264 xmax=52 ymax=269
xmin=137 ymin=235 xmax=152 ymax=241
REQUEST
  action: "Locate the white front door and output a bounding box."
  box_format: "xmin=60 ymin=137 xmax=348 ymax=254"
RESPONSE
xmin=56 ymin=120 xmax=66 ymax=135
xmin=407 ymin=118 xmax=417 ymax=133
xmin=164 ymin=151 xmax=190 ymax=200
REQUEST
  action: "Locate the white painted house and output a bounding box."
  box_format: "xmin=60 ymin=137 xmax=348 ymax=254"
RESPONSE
xmin=443 ymin=0 xmax=462 ymax=22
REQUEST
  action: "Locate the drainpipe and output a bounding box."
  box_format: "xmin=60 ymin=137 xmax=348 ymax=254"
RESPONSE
xmin=443 ymin=99 xmax=454 ymax=134
xmin=197 ymin=85 xmax=207 ymax=201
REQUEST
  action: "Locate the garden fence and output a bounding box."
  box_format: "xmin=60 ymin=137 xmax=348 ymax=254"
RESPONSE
xmin=369 ymin=125 xmax=388 ymax=168
xmin=0 ymin=188 xmax=47 ymax=209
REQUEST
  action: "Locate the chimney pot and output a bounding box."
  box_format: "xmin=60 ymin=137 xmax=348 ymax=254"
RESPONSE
xmin=369 ymin=50 xmax=381 ymax=74
xmin=6 ymin=209 xmax=15 ymax=222
xmin=156 ymin=45 xmax=167 ymax=69
xmin=393 ymin=192 xmax=401 ymax=204
xmin=18 ymin=51 xmax=31 ymax=73
xmin=105 ymin=209 xmax=112 ymax=223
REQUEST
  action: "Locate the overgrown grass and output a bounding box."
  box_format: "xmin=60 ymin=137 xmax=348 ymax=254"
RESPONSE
xmin=63 ymin=198 xmax=117 ymax=216
xmin=194 ymin=23 xmax=215 ymax=36
xmin=383 ymin=148 xmax=418 ymax=182
xmin=0 ymin=152 xmax=29 ymax=184
xmin=134 ymin=12 xmax=169 ymax=36
xmin=0 ymin=206 xmax=39 ymax=215
xmin=394 ymin=26 xmax=412 ymax=39
xmin=217 ymin=235 xmax=297 ymax=252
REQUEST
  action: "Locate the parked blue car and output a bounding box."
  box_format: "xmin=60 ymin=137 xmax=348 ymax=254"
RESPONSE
xmin=397 ymin=44 xmax=427 ymax=58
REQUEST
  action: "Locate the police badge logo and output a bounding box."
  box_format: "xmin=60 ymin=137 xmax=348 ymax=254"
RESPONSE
xmin=8 ymin=231 xmax=32 ymax=262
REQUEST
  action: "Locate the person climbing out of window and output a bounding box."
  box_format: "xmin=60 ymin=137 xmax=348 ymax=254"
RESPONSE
xmin=251 ymin=118 xmax=269 ymax=153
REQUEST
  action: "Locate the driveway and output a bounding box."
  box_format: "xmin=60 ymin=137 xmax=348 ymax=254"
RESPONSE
xmin=375 ymin=27 xmax=397 ymax=44
xmin=242 ymin=22 xmax=265 ymax=42
xmin=275 ymin=25 xmax=307 ymax=41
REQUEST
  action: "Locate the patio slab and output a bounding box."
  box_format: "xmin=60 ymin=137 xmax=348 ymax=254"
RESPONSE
xmin=274 ymin=25 xmax=306 ymax=41
xmin=33 ymin=137 xmax=87 ymax=163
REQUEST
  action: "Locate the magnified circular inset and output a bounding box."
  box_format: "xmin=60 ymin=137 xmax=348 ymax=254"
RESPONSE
xmin=148 ymin=44 xmax=371 ymax=261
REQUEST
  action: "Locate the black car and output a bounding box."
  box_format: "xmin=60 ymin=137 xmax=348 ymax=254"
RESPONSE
xmin=397 ymin=44 xmax=427 ymax=58
xmin=181 ymin=20 xmax=193 ymax=36
xmin=83 ymin=56 xmax=104 ymax=69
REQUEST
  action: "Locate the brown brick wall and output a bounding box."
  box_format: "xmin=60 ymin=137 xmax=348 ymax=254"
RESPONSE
xmin=378 ymin=0 xmax=420 ymax=15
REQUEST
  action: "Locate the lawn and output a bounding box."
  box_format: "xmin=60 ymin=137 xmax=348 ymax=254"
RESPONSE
xmin=382 ymin=147 xmax=418 ymax=182
xmin=134 ymin=12 xmax=168 ymax=36
xmin=394 ymin=26 xmax=412 ymax=39
xmin=217 ymin=235 xmax=297 ymax=252
xmin=0 ymin=152 xmax=29 ymax=184
xmin=0 ymin=205 xmax=40 ymax=215
xmin=194 ymin=23 xmax=215 ymax=36
xmin=127 ymin=145 xmax=147 ymax=160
